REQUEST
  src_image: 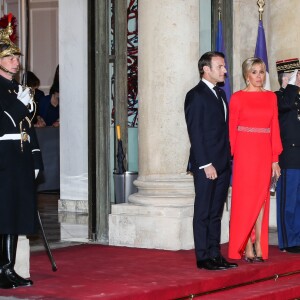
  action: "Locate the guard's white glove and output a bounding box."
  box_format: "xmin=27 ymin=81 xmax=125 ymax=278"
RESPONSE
xmin=288 ymin=69 xmax=298 ymax=85
xmin=281 ymin=73 xmax=290 ymax=88
xmin=17 ymin=85 xmax=33 ymax=112
xmin=28 ymin=97 xmax=34 ymax=113
xmin=35 ymin=169 xmax=39 ymax=179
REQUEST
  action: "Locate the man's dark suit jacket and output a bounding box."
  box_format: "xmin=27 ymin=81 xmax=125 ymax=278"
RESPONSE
xmin=184 ymin=80 xmax=230 ymax=173
xmin=184 ymin=80 xmax=231 ymax=261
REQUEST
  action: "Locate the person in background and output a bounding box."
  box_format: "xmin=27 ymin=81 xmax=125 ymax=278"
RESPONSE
xmin=185 ymin=51 xmax=237 ymax=271
xmin=39 ymin=65 xmax=59 ymax=127
xmin=228 ymin=57 xmax=282 ymax=263
xmin=0 ymin=16 xmax=43 ymax=288
xmin=275 ymin=58 xmax=300 ymax=253
xmin=25 ymin=71 xmax=46 ymax=127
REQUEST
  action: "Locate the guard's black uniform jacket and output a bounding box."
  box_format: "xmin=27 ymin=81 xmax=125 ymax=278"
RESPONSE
xmin=0 ymin=75 xmax=43 ymax=234
xmin=276 ymin=84 xmax=300 ymax=169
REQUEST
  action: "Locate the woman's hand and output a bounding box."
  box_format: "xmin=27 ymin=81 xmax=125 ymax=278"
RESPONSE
xmin=272 ymin=162 xmax=281 ymax=178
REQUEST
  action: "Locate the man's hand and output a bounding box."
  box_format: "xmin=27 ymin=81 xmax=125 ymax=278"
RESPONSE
xmin=288 ymin=69 xmax=298 ymax=85
xmin=34 ymin=116 xmax=46 ymax=128
xmin=204 ymin=165 xmax=218 ymax=180
xmin=282 ymin=73 xmax=290 ymax=88
xmin=296 ymin=71 xmax=300 ymax=87
xmin=17 ymin=85 xmax=33 ymax=112
xmin=52 ymin=119 xmax=60 ymax=127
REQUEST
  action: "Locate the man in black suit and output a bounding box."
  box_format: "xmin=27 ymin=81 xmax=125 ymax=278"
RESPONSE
xmin=184 ymin=51 xmax=237 ymax=270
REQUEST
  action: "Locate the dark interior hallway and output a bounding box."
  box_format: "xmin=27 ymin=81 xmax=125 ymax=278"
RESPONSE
xmin=29 ymin=192 xmax=87 ymax=253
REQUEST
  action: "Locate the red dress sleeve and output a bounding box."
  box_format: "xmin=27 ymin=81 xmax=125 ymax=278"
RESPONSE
xmin=229 ymin=92 xmax=240 ymax=156
xmin=270 ymin=92 xmax=283 ymax=162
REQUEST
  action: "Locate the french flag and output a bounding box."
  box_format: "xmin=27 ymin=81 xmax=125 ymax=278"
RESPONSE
xmin=254 ymin=20 xmax=271 ymax=90
xmin=216 ymin=19 xmax=231 ymax=102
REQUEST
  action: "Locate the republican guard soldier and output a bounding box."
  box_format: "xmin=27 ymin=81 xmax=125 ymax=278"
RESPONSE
xmin=0 ymin=14 xmax=43 ymax=289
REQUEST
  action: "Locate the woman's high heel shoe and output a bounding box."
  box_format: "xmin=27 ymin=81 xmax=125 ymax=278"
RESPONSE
xmin=244 ymin=243 xmax=255 ymax=263
xmin=253 ymin=244 xmax=265 ymax=262
xmin=244 ymin=257 xmax=254 ymax=263
xmin=243 ymin=253 xmax=254 ymax=263
xmin=254 ymin=256 xmax=264 ymax=263
xmin=253 ymin=243 xmax=264 ymax=262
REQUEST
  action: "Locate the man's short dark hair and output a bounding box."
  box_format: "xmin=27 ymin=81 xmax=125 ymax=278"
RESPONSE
xmin=198 ymin=51 xmax=225 ymax=78
xmin=26 ymin=71 xmax=40 ymax=88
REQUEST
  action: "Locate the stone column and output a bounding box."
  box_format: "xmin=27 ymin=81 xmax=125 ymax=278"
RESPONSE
xmin=109 ymin=0 xmax=200 ymax=250
xmin=59 ymin=0 xmax=88 ymax=213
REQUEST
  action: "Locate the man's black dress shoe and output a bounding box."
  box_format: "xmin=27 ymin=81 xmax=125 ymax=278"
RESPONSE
xmin=284 ymin=246 xmax=300 ymax=253
xmin=0 ymin=271 xmax=15 ymax=289
xmin=212 ymin=255 xmax=238 ymax=268
xmin=4 ymin=269 xmax=33 ymax=287
xmin=197 ymin=258 xmax=228 ymax=270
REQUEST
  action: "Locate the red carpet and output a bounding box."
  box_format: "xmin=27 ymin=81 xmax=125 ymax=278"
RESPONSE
xmin=1 ymin=244 xmax=300 ymax=299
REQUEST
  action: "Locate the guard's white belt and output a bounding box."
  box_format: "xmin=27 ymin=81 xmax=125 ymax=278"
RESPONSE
xmin=0 ymin=134 xmax=22 ymax=140
xmin=0 ymin=133 xmax=30 ymax=142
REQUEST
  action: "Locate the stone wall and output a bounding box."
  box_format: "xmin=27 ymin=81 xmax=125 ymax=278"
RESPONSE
xmin=233 ymin=0 xmax=300 ymax=92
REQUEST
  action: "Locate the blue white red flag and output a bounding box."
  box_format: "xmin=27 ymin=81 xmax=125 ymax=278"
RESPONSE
xmin=216 ymin=19 xmax=231 ymax=101
xmin=254 ymin=20 xmax=271 ymax=90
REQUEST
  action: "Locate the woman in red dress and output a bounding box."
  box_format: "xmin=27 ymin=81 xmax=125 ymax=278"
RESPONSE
xmin=228 ymin=57 xmax=282 ymax=262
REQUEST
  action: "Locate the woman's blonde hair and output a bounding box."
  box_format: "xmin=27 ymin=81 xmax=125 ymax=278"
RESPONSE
xmin=242 ymin=57 xmax=266 ymax=84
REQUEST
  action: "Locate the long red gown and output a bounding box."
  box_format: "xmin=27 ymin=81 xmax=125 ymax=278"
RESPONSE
xmin=228 ymin=90 xmax=282 ymax=259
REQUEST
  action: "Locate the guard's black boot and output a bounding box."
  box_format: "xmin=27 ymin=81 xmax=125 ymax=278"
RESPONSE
xmin=0 ymin=234 xmax=15 ymax=289
xmin=3 ymin=235 xmax=33 ymax=287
